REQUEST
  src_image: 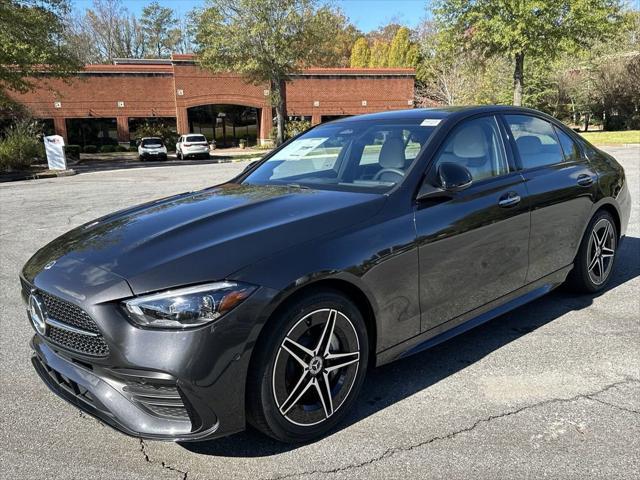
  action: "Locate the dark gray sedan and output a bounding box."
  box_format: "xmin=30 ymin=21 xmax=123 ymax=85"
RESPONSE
xmin=22 ymin=106 xmax=631 ymax=443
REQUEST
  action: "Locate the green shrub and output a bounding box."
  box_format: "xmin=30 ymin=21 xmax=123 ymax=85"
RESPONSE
xmin=285 ymin=119 xmax=311 ymax=139
xmin=0 ymin=119 xmax=45 ymax=172
xmin=64 ymin=145 xmax=81 ymax=160
xmin=128 ymin=146 xmax=138 ymax=152
xmin=115 ymin=145 xmax=128 ymax=152
xmin=83 ymin=145 xmax=97 ymax=154
xmin=99 ymin=145 xmax=116 ymax=153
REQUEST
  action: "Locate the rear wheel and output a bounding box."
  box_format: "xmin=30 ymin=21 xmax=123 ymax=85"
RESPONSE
xmin=247 ymin=290 xmax=368 ymax=443
xmin=566 ymin=210 xmax=617 ymax=293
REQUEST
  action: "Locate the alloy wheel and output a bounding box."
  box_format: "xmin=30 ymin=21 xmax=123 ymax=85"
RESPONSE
xmin=272 ymin=308 xmax=361 ymax=427
xmin=587 ymin=218 xmax=616 ymax=285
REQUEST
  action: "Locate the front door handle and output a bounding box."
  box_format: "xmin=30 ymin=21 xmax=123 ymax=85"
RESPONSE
xmin=577 ymin=174 xmax=594 ymax=187
xmin=498 ymin=192 xmax=521 ymax=208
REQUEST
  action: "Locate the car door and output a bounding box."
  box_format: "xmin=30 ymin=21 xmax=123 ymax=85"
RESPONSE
xmin=501 ymin=114 xmax=599 ymax=282
xmin=414 ymin=115 xmax=530 ymax=332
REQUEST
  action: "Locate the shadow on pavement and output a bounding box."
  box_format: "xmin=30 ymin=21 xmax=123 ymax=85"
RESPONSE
xmin=181 ymin=236 xmax=640 ymax=458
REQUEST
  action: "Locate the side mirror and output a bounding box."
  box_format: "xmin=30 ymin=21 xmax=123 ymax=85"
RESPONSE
xmin=437 ymin=162 xmax=472 ymax=191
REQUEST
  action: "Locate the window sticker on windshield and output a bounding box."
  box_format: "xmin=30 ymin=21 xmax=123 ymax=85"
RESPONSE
xmin=420 ymin=118 xmax=441 ymax=127
xmin=274 ymin=137 xmax=328 ymax=159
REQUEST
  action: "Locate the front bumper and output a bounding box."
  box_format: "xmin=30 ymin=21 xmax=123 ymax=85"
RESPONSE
xmin=25 ymin=271 xmax=279 ymax=441
xmin=31 ymin=336 xmax=217 ymax=441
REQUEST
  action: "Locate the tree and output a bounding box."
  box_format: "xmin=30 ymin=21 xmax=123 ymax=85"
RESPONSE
xmin=84 ymin=0 xmax=128 ymax=61
xmin=311 ymin=7 xmax=361 ymax=67
xmin=350 ymin=38 xmax=371 ymax=67
xmin=196 ymin=0 xmax=336 ymax=145
xmin=1 ymin=0 xmax=82 ymax=95
xmin=434 ymin=0 xmax=624 ymax=106
xmin=369 ymin=40 xmax=390 ymax=67
xmin=388 ymin=27 xmax=412 ymax=67
xmin=140 ymin=1 xmax=181 ymax=58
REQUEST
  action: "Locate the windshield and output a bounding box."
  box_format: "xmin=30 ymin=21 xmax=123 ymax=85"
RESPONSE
xmin=243 ymin=119 xmax=437 ymax=192
xmin=141 ymin=139 xmax=163 ymax=147
xmin=186 ymin=135 xmax=207 ymax=143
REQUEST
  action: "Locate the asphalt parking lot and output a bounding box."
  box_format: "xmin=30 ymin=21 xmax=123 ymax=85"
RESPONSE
xmin=1 ymin=146 xmax=638 ymax=480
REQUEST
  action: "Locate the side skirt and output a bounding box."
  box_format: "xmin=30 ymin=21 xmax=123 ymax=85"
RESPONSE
xmin=375 ymin=265 xmax=572 ymax=367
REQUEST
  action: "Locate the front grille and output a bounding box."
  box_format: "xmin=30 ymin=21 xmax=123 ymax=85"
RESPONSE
xmin=40 ymin=292 xmax=101 ymax=334
xmin=21 ymin=281 xmax=110 ymax=357
xmin=33 ymin=354 xmax=96 ymax=406
xmin=47 ymin=324 xmax=110 ymax=356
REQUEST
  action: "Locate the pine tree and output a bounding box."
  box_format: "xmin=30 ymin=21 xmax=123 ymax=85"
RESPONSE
xmin=350 ymin=37 xmax=371 ymax=67
xmin=388 ymin=27 xmax=411 ymax=67
xmin=369 ymin=41 xmax=390 ymax=67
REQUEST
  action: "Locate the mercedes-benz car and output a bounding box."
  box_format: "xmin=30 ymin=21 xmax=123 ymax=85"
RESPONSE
xmin=22 ymin=106 xmax=630 ymax=443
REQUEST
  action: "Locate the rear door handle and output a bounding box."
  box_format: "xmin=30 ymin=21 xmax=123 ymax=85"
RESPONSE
xmin=577 ymin=174 xmax=594 ymax=187
xmin=498 ymin=192 xmax=521 ymax=208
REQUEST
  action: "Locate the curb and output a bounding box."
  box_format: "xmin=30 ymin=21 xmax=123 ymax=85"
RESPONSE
xmin=0 ymin=169 xmax=77 ymax=183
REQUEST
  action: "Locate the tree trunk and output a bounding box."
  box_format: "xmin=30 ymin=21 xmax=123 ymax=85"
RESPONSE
xmin=513 ymin=52 xmax=524 ymax=106
xmin=272 ymin=79 xmax=287 ymax=145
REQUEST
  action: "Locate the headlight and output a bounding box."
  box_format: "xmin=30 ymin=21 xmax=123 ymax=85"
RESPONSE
xmin=123 ymin=282 xmax=256 ymax=329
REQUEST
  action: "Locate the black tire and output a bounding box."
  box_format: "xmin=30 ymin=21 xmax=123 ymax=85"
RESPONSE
xmin=566 ymin=210 xmax=618 ymax=293
xmin=246 ymin=289 xmax=369 ymax=443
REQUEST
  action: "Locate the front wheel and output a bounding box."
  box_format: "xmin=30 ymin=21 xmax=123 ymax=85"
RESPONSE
xmin=247 ymin=290 xmax=368 ymax=443
xmin=566 ymin=210 xmax=618 ymax=293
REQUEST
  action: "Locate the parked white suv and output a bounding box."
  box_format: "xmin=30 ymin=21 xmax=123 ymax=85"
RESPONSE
xmin=176 ymin=134 xmax=210 ymax=160
xmin=138 ymin=137 xmax=168 ymax=161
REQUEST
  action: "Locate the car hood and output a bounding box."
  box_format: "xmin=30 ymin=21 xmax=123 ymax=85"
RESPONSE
xmin=23 ymin=183 xmax=385 ymax=294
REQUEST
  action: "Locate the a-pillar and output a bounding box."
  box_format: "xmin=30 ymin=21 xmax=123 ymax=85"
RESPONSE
xmin=259 ymin=107 xmax=273 ymax=146
xmin=116 ymin=116 xmax=129 ymax=144
xmin=53 ymin=117 xmax=67 ymax=143
xmin=311 ymin=113 xmax=322 ymax=126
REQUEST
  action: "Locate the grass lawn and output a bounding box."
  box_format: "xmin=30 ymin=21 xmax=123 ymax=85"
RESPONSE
xmin=579 ymin=130 xmax=640 ymax=145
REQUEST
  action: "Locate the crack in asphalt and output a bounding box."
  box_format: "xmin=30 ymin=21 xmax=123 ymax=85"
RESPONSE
xmin=588 ymin=396 xmax=640 ymax=415
xmin=263 ymin=378 xmax=640 ymax=480
xmin=139 ymin=439 xmax=188 ymax=480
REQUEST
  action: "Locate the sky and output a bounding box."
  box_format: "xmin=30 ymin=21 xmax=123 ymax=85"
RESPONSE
xmin=71 ymin=0 xmax=429 ymax=33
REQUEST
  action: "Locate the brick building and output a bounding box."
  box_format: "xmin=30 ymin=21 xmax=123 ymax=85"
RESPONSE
xmin=7 ymin=54 xmax=415 ymax=147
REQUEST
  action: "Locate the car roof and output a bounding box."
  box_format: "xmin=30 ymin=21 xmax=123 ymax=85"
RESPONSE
xmin=141 ymin=137 xmax=162 ymax=140
xmin=329 ymin=105 xmax=552 ymax=124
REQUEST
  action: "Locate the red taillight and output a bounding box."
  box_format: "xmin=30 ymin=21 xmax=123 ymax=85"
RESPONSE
xmin=184 ymin=143 xmax=192 ymax=147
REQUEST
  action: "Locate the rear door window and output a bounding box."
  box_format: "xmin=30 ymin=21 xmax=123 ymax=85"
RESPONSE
xmin=504 ymin=115 xmax=564 ymax=169
xmin=186 ymin=135 xmax=207 ymax=143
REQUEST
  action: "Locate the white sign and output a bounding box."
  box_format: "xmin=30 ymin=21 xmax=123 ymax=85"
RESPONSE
xmin=44 ymin=135 xmax=67 ymax=170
